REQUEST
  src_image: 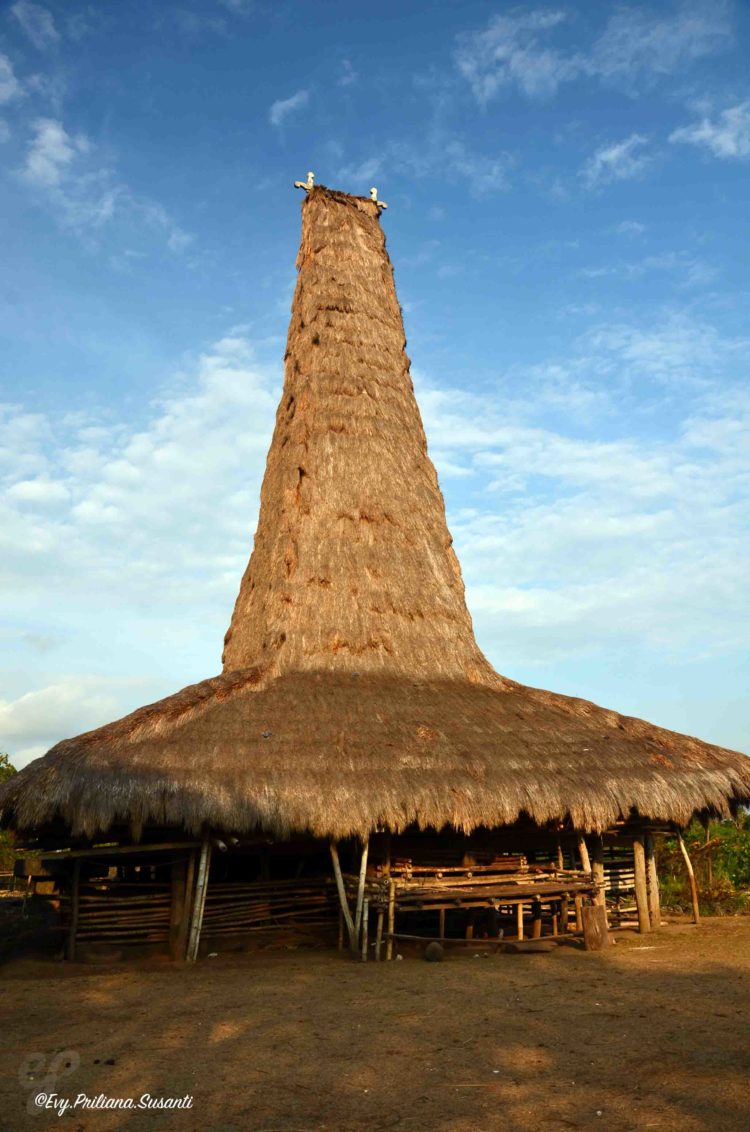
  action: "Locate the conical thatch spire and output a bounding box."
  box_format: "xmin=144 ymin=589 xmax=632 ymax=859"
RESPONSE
xmin=223 ymin=186 xmax=494 ymax=683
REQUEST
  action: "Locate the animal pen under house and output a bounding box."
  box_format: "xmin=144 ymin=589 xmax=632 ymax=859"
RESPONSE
xmin=2 ymin=181 xmax=748 ymax=963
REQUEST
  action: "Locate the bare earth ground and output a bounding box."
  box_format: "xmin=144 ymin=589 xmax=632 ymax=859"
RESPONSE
xmin=2 ymin=917 xmax=750 ymax=1132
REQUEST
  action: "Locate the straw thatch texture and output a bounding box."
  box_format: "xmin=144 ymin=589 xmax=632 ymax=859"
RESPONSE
xmin=2 ymin=669 xmax=749 ymax=839
xmin=222 ymin=187 xmax=495 ymax=683
xmin=1 ymin=185 xmax=748 ymax=842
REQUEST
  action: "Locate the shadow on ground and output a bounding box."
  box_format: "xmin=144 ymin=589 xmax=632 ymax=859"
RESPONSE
xmin=2 ymin=917 xmax=750 ymax=1132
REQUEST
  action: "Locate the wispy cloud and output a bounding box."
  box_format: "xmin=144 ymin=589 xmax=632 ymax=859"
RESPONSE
xmin=21 ymin=117 xmax=86 ymax=187
xmin=338 ymin=59 xmax=358 ymax=87
xmin=11 ymin=1 xmax=60 ymax=50
xmin=670 ymin=101 xmax=750 ymax=159
xmin=17 ymin=117 xmax=192 ymax=251
xmin=0 ymin=54 xmax=23 ymax=104
xmin=269 ymin=89 xmax=309 ymax=128
xmin=580 ymin=134 xmax=651 ymax=188
xmin=456 ymin=2 xmax=732 ymax=104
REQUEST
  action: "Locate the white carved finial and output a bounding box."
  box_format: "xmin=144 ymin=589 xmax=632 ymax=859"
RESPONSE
xmin=294 ymin=170 xmax=315 ymax=192
xmin=370 ymin=186 xmax=388 ymax=210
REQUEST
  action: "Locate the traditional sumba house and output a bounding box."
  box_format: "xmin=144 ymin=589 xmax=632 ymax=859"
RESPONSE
xmin=2 ymin=182 xmax=749 ymax=961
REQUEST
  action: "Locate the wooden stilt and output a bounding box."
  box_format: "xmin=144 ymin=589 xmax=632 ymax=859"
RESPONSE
xmin=516 ymin=903 xmax=524 ymax=941
xmin=353 ymin=838 xmax=370 ymax=942
xmin=633 ymin=834 xmax=651 ymax=934
xmin=169 ymin=857 xmax=189 ymax=961
xmin=556 ymin=838 xmax=564 ymax=870
xmin=582 ymin=904 xmax=609 ymax=950
xmin=361 ymin=898 xmax=369 ymax=961
xmin=645 ymin=832 xmax=661 ymax=929
xmin=66 ymin=859 xmax=81 ymax=961
xmin=531 ymin=898 xmax=542 ymax=939
xmin=678 ymin=832 xmax=701 ymax=925
xmin=186 ymin=838 xmax=212 ymax=962
xmin=386 ymin=879 xmax=396 ymax=960
xmin=438 ymin=908 xmax=445 ymax=940
xmin=591 ymin=835 xmax=606 ymax=908
xmin=375 ymin=909 xmax=384 ymax=961
xmin=185 ymin=837 xmax=211 ymax=959
xmin=559 ymin=894 xmax=569 ymax=933
xmin=577 ymin=835 xmax=591 ymax=873
xmin=330 ymin=842 xmax=357 ymax=952
xmin=574 ymin=894 xmax=583 ymax=932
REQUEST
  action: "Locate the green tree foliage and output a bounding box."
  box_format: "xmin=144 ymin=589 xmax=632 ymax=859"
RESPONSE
xmin=659 ymin=814 xmax=750 ymax=914
xmin=0 ymin=754 xmax=17 ymax=873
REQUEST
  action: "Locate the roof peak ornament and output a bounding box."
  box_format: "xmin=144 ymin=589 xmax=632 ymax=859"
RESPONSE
xmin=370 ymin=186 xmax=388 ymax=210
xmin=294 ymin=171 xmax=315 ymax=192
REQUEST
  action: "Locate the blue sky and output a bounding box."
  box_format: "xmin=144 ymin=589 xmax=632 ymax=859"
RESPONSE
xmin=1 ymin=0 xmax=749 ymax=768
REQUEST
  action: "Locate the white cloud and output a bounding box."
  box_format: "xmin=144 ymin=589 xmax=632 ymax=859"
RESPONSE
xmin=580 ymin=134 xmax=651 ymax=188
xmin=614 ymin=220 xmax=646 ymax=237
xmin=11 ymin=1 xmax=60 ymax=50
xmin=6 ymin=478 xmax=70 ymax=505
xmin=269 ymin=89 xmax=309 ymax=128
xmin=0 ymin=678 xmax=154 ymax=766
xmin=670 ymin=101 xmax=750 ymax=159
xmin=456 ymin=2 xmax=731 ymax=104
xmin=456 ymin=9 xmax=573 ymax=103
xmin=21 ymin=117 xmax=86 ymax=187
xmin=0 ymin=54 xmax=22 ymax=105
xmin=591 ymin=1 xmax=730 ymax=82
xmin=17 ymin=118 xmax=192 ymax=251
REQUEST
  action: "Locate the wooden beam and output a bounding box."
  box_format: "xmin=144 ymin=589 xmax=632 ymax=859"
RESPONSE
xmin=678 ymin=832 xmax=701 ymax=925
xmin=186 ymin=839 xmax=211 ymax=962
xmin=44 ymin=840 xmax=202 ymax=861
xmin=633 ymin=834 xmax=651 ymax=934
xmin=644 ymin=832 xmax=661 ymax=929
xmin=330 ymin=842 xmax=357 ymax=952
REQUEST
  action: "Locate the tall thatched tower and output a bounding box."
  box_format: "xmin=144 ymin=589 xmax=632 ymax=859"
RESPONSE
xmin=223 ymin=186 xmax=495 ymax=684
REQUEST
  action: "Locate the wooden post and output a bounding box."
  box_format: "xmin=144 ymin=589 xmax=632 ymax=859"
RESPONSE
xmin=516 ymin=903 xmax=524 ymax=941
xmin=645 ymin=832 xmax=661 ymax=929
xmin=559 ymin=894 xmax=569 ymax=933
xmin=574 ymin=894 xmax=583 ymax=932
xmin=375 ymin=909 xmax=384 ymax=961
xmin=169 ymin=857 xmax=189 ymax=961
xmin=66 ymin=859 xmax=81 ymax=961
xmin=582 ymin=904 xmax=609 ymax=950
xmin=186 ymin=839 xmax=212 ymax=962
xmin=531 ymin=898 xmax=542 ymax=939
xmin=577 ymin=835 xmax=591 ymax=873
xmin=361 ymin=898 xmax=369 ymax=961
xmin=438 ymin=908 xmax=445 ymax=940
xmin=633 ymin=834 xmax=651 ymax=934
xmin=330 ymin=842 xmax=357 ymax=953
xmin=591 ymin=835 xmax=606 ymax=908
xmin=385 ymin=879 xmax=396 ymax=960
xmin=678 ymin=832 xmax=701 ymax=925
xmin=354 ymin=838 xmax=369 ymax=943
xmin=556 ymin=838 xmax=564 ymax=870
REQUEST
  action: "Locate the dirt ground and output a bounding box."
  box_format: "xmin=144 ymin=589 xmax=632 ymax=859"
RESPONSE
xmin=2 ymin=917 xmax=750 ymax=1132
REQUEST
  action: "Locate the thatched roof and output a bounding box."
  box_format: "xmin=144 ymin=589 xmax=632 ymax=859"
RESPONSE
xmin=2 ymin=185 xmax=748 ymax=841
